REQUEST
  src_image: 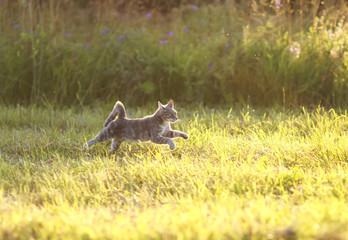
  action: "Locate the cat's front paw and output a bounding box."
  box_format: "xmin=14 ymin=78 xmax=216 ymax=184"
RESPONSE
xmin=182 ymin=133 xmax=189 ymax=140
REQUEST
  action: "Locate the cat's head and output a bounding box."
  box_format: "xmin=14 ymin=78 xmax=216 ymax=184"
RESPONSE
xmin=157 ymin=100 xmax=178 ymax=123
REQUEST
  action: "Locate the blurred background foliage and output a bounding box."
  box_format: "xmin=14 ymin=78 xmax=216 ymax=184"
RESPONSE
xmin=0 ymin=0 xmax=347 ymax=107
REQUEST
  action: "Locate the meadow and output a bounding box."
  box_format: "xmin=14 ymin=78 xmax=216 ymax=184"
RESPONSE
xmin=1 ymin=1 xmax=348 ymax=239
xmin=0 ymin=105 xmax=348 ymax=239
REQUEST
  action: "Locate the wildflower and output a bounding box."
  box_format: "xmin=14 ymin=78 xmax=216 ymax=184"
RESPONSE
xmin=117 ymin=35 xmax=126 ymax=41
xmin=184 ymin=26 xmax=189 ymax=32
xmin=14 ymin=24 xmax=19 ymax=29
xmin=158 ymin=40 xmax=163 ymax=45
xmin=287 ymin=42 xmax=301 ymax=58
xmin=226 ymin=43 xmax=231 ymax=50
xmin=168 ymin=31 xmax=174 ymax=36
xmin=82 ymin=44 xmax=90 ymax=50
xmin=327 ymin=30 xmax=331 ymax=34
xmin=164 ymin=40 xmax=168 ymax=44
xmin=65 ymin=33 xmax=70 ymax=37
xmin=146 ymin=13 xmax=152 ymax=18
xmin=102 ymin=28 xmax=109 ymax=35
xmin=192 ymin=5 xmax=197 ymax=10
xmin=207 ymin=62 xmax=212 ymax=70
xmin=275 ymin=0 xmax=281 ymax=8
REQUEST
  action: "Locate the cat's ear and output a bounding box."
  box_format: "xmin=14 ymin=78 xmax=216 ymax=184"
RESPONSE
xmin=158 ymin=101 xmax=164 ymax=109
xmin=167 ymin=99 xmax=174 ymax=108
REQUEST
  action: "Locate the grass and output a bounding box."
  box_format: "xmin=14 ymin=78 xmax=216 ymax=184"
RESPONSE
xmin=1 ymin=104 xmax=348 ymax=239
xmin=0 ymin=1 xmax=347 ymax=106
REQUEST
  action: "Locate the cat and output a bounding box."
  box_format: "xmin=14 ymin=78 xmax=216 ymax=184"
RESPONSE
xmin=83 ymin=100 xmax=189 ymax=153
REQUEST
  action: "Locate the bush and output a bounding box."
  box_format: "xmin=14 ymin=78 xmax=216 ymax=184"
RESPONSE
xmin=0 ymin=1 xmax=347 ymax=107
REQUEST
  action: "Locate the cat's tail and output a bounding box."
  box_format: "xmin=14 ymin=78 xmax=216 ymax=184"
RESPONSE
xmin=104 ymin=101 xmax=127 ymax=127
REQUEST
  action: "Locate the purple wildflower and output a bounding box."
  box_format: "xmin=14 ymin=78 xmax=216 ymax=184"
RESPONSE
xmin=82 ymin=44 xmax=90 ymax=50
xmin=14 ymin=24 xmax=19 ymax=29
xmin=65 ymin=33 xmax=70 ymax=37
xmin=241 ymin=47 xmax=245 ymax=52
xmin=117 ymin=35 xmax=126 ymax=41
xmin=275 ymin=0 xmax=281 ymax=8
xmin=164 ymin=40 xmax=168 ymax=44
xmin=192 ymin=5 xmax=197 ymax=10
xmin=146 ymin=13 xmax=152 ymax=18
xmin=158 ymin=40 xmax=163 ymax=45
xmin=293 ymin=47 xmax=298 ymax=52
xmin=286 ymin=48 xmax=290 ymax=52
xmin=327 ymin=30 xmax=331 ymax=34
xmin=207 ymin=62 xmax=212 ymax=70
xmin=184 ymin=26 xmax=189 ymax=32
xmin=102 ymin=28 xmax=109 ymax=35
xmin=226 ymin=43 xmax=231 ymax=50
xmin=168 ymin=31 xmax=174 ymax=36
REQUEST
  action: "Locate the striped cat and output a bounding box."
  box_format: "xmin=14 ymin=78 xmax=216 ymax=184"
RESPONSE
xmin=83 ymin=100 xmax=189 ymax=153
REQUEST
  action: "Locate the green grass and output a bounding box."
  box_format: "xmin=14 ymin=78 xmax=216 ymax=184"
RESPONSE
xmin=1 ymin=105 xmax=348 ymax=239
xmin=0 ymin=2 xmax=347 ymax=106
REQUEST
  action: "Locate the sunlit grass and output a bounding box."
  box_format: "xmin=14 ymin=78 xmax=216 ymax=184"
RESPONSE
xmin=0 ymin=105 xmax=347 ymax=239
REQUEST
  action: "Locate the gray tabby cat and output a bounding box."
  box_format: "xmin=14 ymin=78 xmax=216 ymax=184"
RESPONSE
xmin=83 ymin=100 xmax=189 ymax=153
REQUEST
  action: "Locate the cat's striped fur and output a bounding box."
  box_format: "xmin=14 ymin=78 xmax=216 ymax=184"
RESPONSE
xmin=83 ymin=100 xmax=189 ymax=153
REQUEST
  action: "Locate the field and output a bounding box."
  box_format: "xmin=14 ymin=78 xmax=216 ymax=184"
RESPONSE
xmin=1 ymin=105 xmax=348 ymax=239
xmin=1 ymin=0 xmax=348 ymax=239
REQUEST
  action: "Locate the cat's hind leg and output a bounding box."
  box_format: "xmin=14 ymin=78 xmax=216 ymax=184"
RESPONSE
xmin=110 ymin=138 xmax=122 ymax=153
xmin=83 ymin=125 xmax=115 ymax=151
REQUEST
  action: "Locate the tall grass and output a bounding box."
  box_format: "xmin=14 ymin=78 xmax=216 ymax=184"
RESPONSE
xmin=0 ymin=1 xmax=347 ymax=107
xmin=0 ymin=105 xmax=348 ymax=239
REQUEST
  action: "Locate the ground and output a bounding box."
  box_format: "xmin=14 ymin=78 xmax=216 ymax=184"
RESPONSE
xmin=0 ymin=105 xmax=347 ymax=239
